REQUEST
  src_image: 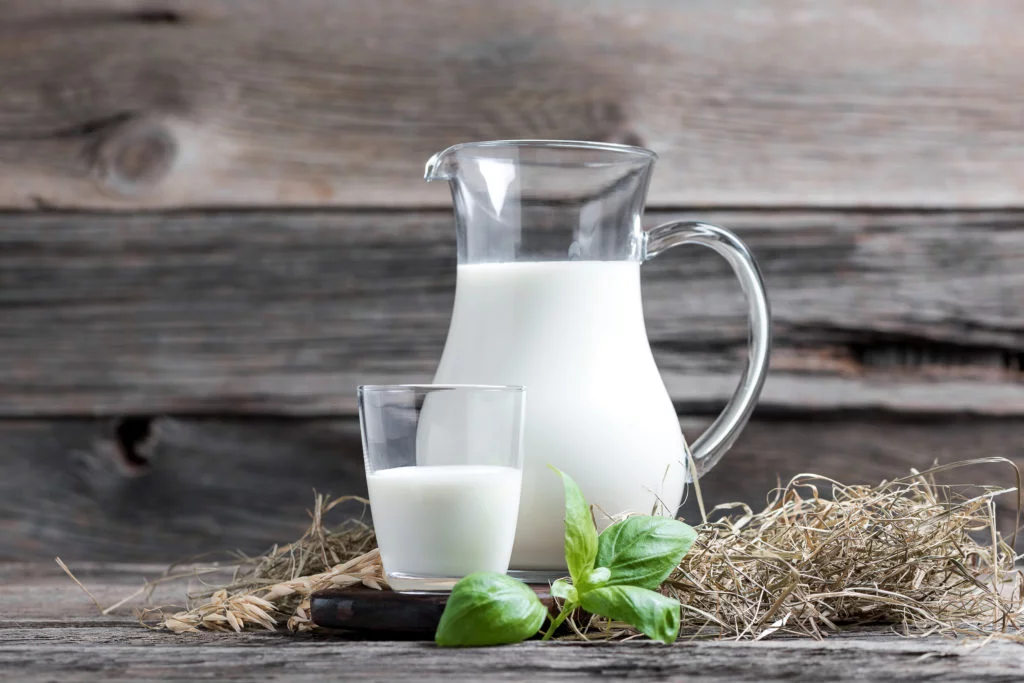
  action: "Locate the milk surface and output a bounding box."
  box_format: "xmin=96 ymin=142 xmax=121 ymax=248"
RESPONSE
xmin=367 ymin=465 xmax=522 ymax=585
xmin=433 ymin=261 xmax=688 ymax=570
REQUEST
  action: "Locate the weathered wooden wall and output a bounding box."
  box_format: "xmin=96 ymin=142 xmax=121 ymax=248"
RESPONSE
xmin=1 ymin=0 xmax=1022 ymax=561
xmin=5 ymin=0 xmax=1024 ymax=209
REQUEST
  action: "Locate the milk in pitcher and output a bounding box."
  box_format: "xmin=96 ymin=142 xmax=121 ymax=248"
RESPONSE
xmin=432 ymin=261 xmax=688 ymax=570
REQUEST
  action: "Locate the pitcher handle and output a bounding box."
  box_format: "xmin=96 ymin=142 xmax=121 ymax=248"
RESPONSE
xmin=643 ymin=221 xmax=772 ymax=478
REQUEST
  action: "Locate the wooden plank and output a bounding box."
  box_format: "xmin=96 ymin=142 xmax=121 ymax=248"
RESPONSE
xmin=3 ymin=415 xmax=1021 ymax=562
xmin=1 ymin=210 xmax=1021 ymax=417
xmin=0 ymin=418 xmax=370 ymax=562
xmin=6 ymin=626 xmax=1024 ymax=683
xmin=5 ymin=627 xmax=1024 ymax=683
xmin=2 ymin=1 xmax=1024 ymax=208
xmin=3 ymin=564 xmax=1024 ymax=681
xmin=683 ymin=416 xmax=1024 ymax=532
xmin=0 ymin=562 xmax=207 ymax=620
xmin=1 ymin=563 xmax=1022 ymax=683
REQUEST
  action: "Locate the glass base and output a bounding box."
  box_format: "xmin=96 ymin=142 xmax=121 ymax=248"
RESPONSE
xmin=387 ymin=572 xmax=461 ymax=593
xmin=387 ymin=569 xmax=568 ymax=591
xmin=507 ymin=568 xmax=568 ymax=584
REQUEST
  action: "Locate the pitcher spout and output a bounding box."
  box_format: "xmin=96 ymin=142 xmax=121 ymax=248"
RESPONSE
xmin=424 ymin=144 xmax=460 ymax=182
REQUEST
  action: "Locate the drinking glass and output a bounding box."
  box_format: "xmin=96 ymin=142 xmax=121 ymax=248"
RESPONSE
xmin=358 ymin=384 xmax=526 ymax=592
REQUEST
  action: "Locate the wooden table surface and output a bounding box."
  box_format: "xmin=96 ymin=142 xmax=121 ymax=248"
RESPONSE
xmin=4 ymin=563 xmax=1024 ymax=682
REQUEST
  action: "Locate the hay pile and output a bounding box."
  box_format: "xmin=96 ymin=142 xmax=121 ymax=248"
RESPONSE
xmin=69 ymin=460 xmax=1024 ymax=641
xmin=662 ymin=460 xmax=1023 ymax=641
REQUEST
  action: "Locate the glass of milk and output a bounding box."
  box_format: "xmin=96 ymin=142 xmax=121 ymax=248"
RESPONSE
xmin=358 ymin=384 xmax=526 ymax=592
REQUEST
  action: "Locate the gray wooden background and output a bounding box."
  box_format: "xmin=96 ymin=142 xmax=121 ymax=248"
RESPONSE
xmin=1 ymin=0 xmax=1022 ymax=561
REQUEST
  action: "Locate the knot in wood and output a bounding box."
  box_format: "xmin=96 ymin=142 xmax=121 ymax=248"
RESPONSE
xmin=92 ymin=119 xmax=177 ymax=196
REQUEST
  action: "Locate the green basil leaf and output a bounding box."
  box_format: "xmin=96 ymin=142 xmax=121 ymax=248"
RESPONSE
xmin=550 ymin=578 xmax=577 ymax=603
xmin=579 ymin=585 xmax=681 ymax=644
xmin=595 ymin=516 xmax=696 ymax=589
xmin=550 ymin=466 xmax=598 ymax=584
xmin=435 ymin=572 xmax=547 ymax=647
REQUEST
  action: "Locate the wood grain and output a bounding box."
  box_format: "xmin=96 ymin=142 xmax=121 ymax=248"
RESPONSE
xmin=0 ymin=562 xmax=205 ymax=620
xmin=5 ymin=629 xmax=1024 ymax=683
xmin=6 ymin=624 xmax=1023 ymax=683
xmin=0 ymin=418 xmax=369 ymax=561
xmin=3 ymin=415 xmax=1020 ymax=562
xmin=1 ymin=210 xmax=1021 ymax=417
xmin=3 ymin=564 xmax=1024 ymax=682
xmin=3 ymin=1 xmax=1024 ymax=208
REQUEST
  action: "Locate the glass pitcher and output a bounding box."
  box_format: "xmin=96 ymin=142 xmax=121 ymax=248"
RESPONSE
xmin=424 ymin=140 xmax=771 ymax=574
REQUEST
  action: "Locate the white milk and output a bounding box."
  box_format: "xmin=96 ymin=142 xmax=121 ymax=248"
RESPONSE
xmin=367 ymin=465 xmax=522 ymax=589
xmin=433 ymin=261 xmax=688 ymax=570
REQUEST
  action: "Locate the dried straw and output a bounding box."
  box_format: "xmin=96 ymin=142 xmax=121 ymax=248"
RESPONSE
xmin=141 ymin=493 xmax=385 ymax=633
xmin=589 ymin=458 xmax=1024 ymax=642
xmin=64 ymin=460 xmax=1024 ymax=642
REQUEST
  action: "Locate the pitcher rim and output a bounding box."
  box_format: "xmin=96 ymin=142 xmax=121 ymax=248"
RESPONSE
xmin=440 ymin=139 xmax=656 ymax=158
xmin=425 ymin=139 xmax=657 ymax=180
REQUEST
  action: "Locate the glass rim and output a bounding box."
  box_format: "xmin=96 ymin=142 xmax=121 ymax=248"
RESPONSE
xmin=357 ymin=383 xmax=525 ymax=393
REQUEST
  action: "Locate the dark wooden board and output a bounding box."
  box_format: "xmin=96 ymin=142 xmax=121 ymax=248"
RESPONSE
xmin=310 ymin=587 xmax=453 ymax=636
xmin=1 ymin=210 xmax=1021 ymax=417
xmin=3 ymin=1 xmax=1024 ymax=208
xmin=309 ymin=586 xmax=557 ymax=636
xmin=3 ymin=415 xmax=1021 ymax=562
xmin=4 ymin=564 xmax=1024 ymax=683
